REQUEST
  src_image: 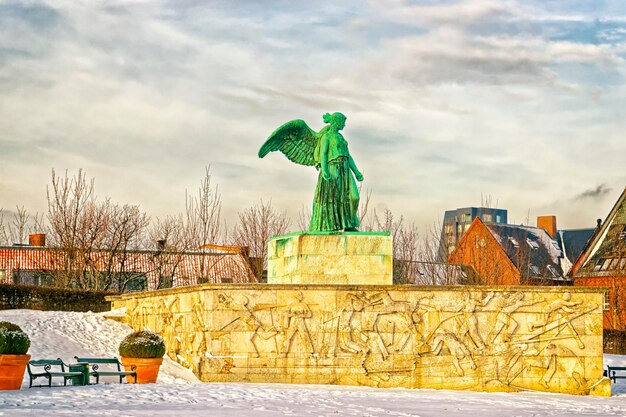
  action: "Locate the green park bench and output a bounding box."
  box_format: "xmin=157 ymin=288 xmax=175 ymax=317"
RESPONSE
xmin=27 ymin=359 xmax=86 ymax=387
xmin=606 ymin=365 xmax=626 ymax=383
xmin=74 ymin=357 xmax=137 ymax=384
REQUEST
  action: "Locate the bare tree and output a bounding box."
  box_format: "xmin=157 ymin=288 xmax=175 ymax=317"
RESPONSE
xmin=184 ymin=166 xmax=222 ymax=248
xmin=145 ymin=215 xmax=187 ymax=289
xmin=230 ymin=200 xmax=290 ymax=280
xmin=363 ymin=208 xmax=420 ymax=284
xmin=0 ymin=206 xmax=45 ymax=245
xmin=96 ymin=203 xmax=151 ymax=291
xmin=46 ymin=169 xmax=150 ymax=291
xmin=297 ymin=204 xmax=311 ymax=231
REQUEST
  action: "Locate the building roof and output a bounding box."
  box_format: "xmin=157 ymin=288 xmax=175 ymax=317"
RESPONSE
xmin=572 ymin=187 xmax=626 ymax=277
xmin=0 ymin=245 xmax=258 ymax=289
xmin=556 ymin=228 xmax=595 ymax=274
xmin=485 ymin=223 xmax=569 ymax=282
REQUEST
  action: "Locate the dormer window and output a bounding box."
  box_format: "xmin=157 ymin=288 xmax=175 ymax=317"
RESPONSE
xmin=529 ymin=265 xmax=540 ymax=275
xmin=509 ymin=237 xmax=519 ymax=248
xmin=527 ymin=238 xmax=540 ymax=250
xmin=547 ymin=265 xmax=559 ymax=278
xmin=594 ymin=258 xmax=605 ymax=272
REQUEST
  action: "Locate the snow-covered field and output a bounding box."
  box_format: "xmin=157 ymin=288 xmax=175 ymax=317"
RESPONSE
xmin=1 ymin=309 xmax=626 ymax=417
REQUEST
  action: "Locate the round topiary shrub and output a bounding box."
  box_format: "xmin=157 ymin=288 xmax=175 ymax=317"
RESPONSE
xmin=119 ymin=330 xmax=165 ymax=359
xmin=0 ymin=321 xmax=30 ymax=355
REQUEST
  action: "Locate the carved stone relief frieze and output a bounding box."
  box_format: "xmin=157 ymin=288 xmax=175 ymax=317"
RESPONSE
xmin=114 ymin=286 xmax=607 ymax=396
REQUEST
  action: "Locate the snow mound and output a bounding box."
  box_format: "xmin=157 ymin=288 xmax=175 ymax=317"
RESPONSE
xmin=0 ymin=309 xmax=198 ymax=386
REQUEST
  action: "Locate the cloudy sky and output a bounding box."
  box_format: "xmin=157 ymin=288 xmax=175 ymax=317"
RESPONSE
xmin=1 ymin=0 xmax=625 ymax=234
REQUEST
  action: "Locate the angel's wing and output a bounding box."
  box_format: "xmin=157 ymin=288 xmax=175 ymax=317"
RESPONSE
xmin=258 ymin=119 xmax=318 ymax=167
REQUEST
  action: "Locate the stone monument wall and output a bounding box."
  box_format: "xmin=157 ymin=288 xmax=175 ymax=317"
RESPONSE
xmin=109 ymin=285 xmax=609 ymax=396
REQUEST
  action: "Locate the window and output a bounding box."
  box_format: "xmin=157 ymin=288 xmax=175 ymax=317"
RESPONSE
xmin=496 ymin=215 xmax=502 ymax=223
xmin=461 ymin=213 xmax=472 ymax=222
xmin=601 ymin=258 xmax=613 ymax=271
xmin=620 ymin=225 xmax=626 ymax=240
xmin=527 ymin=238 xmax=540 ymax=250
xmin=0 ymin=269 xmax=5 ymax=283
xmin=594 ymin=258 xmax=605 ymax=272
xmin=12 ymin=270 xmax=54 ymax=286
xmin=547 ymin=265 xmax=559 ymax=278
xmin=509 ymin=237 xmax=519 ymax=248
xmin=448 ymin=245 xmax=456 ymax=255
xmin=604 ymin=292 xmax=611 ymax=311
xmin=444 ymin=224 xmax=454 ymax=233
xmin=464 ymin=224 xmax=471 ymax=232
xmin=529 ymin=265 xmax=540 ymax=275
xmin=475 ymin=237 xmax=487 ymax=248
xmin=123 ymin=275 xmax=147 ymax=292
xmin=482 ymin=214 xmax=493 ymax=223
xmin=621 ymin=258 xmax=626 ymax=271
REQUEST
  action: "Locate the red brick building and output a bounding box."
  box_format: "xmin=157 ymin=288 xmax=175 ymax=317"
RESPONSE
xmin=449 ymin=216 xmax=590 ymax=286
xmin=0 ymin=237 xmax=257 ymax=292
xmin=572 ymin=187 xmax=626 ymax=329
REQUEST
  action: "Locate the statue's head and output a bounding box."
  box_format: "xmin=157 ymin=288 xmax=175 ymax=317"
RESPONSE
xmin=323 ymin=112 xmax=346 ymax=130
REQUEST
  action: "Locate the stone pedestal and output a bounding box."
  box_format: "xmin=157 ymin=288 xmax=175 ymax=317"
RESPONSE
xmin=266 ymin=231 xmax=392 ymax=285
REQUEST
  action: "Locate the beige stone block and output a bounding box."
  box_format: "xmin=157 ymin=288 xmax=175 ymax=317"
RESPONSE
xmin=299 ymin=234 xmax=347 ymax=256
xmin=345 ymin=234 xmax=391 ymax=256
xmin=267 ymin=258 xmax=281 ymax=279
xmin=267 ymin=239 xmax=278 ymax=260
xmin=284 ymin=256 xmax=298 ymax=275
xmin=590 ymin=378 xmax=612 ymax=396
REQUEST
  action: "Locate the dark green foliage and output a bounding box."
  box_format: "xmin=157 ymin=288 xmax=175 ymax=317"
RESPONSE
xmin=119 ymin=330 xmax=165 ymax=358
xmin=0 ymin=321 xmax=30 ymax=355
xmin=0 ymin=284 xmax=110 ymax=312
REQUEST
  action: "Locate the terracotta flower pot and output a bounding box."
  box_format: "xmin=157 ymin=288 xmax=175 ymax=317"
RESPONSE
xmin=121 ymin=357 xmax=163 ymax=384
xmin=0 ymin=354 xmax=31 ymax=390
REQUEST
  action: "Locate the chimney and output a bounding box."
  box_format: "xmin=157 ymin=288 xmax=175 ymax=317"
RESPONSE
xmin=157 ymin=239 xmax=167 ymax=251
xmin=537 ymin=216 xmax=557 ymax=238
xmin=28 ymin=233 xmax=46 ymax=247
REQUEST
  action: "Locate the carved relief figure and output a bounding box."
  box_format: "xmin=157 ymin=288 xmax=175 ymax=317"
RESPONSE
xmin=528 ymin=292 xmax=585 ymax=349
xmin=367 ymin=292 xmax=416 ymax=357
xmin=280 ymin=291 xmax=315 ymax=356
xmin=338 ymin=293 xmax=369 ymax=356
xmin=241 ymin=296 xmax=279 ymax=357
xmin=430 ymin=331 xmax=477 ymax=376
xmin=529 ymin=343 xmax=586 ymax=390
xmin=189 ymin=294 xmax=208 ymax=356
xmin=528 ymin=292 xmax=580 ymax=330
xmin=489 ymin=292 xmax=543 ymax=345
xmin=172 ymin=315 xmax=192 ymax=368
xmin=155 ymin=297 xmax=179 ymax=359
xmin=452 ymin=292 xmax=494 ymax=351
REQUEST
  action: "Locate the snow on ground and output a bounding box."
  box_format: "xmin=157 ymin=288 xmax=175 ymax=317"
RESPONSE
xmin=1 ymin=309 xmax=626 ymax=417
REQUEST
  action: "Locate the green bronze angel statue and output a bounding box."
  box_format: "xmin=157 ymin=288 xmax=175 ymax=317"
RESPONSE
xmin=259 ymin=112 xmax=364 ymax=232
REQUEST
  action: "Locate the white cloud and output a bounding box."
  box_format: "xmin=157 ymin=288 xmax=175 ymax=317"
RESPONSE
xmin=0 ymin=0 xmax=625 ymax=235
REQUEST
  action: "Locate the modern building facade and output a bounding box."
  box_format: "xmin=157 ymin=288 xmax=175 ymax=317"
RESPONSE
xmin=439 ymin=207 xmax=508 ymax=259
